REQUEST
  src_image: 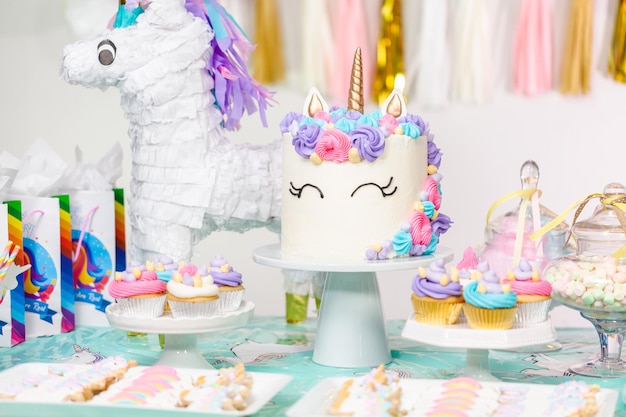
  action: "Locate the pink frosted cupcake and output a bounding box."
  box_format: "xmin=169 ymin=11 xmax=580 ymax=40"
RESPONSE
xmin=207 ymin=254 xmax=245 ymax=312
xmin=456 ymin=246 xmax=480 ymax=282
xmin=108 ymin=260 xmax=167 ymax=317
xmin=505 ymin=258 xmax=552 ymax=324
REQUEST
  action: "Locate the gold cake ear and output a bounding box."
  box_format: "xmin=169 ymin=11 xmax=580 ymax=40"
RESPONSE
xmin=347 ymin=48 xmax=364 ymax=113
xmin=303 ymin=87 xmax=329 ymax=117
xmin=381 ymin=74 xmax=407 ymax=118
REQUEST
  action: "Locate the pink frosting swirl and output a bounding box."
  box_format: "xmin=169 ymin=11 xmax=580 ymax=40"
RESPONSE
xmin=508 ymin=259 xmax=551 ymax=296
xmin=378 ymin=113 xmax=399 ymax=133
xmin=423 ymin=177 xmax=441 ymax=210
xmin=315 ymin=129 xmax=351 ymax=162
xmin=108 ymin=272 xmax=166 ymax=298
xmin=410 ymin=211 xmax=432 ymax=245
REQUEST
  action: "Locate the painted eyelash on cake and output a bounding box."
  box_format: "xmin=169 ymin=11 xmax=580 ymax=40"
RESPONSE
xmin=289 ymin=182 xmax=324 ymax=199
xmin=350 ymin=177 xmax=397 ymax=198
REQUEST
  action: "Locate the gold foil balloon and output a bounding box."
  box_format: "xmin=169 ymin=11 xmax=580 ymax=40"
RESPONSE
xmin=252 ymin=0 xmax=285 ymax=84
xmin=348 ymin=48 xmax=364 ymax=113
xmin=609 ymin=0 xmax=626 ymax=82
xmin=373 ymin=0 xmax=404 ymax=106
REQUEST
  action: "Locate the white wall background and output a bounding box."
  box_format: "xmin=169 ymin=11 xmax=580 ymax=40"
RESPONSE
xmin=2 ymin=0 xmax=625 ymax=327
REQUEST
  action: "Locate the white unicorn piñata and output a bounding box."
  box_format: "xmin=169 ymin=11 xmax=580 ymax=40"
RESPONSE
xmin=60 ymin=0 xmax=281 ymax=263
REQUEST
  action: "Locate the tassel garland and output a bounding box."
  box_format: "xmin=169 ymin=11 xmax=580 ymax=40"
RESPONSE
xmin=559 ymin=0 xmax=593 ymax=95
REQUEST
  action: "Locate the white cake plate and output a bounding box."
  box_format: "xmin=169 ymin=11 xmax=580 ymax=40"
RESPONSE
xmin=402 ymin=316 xmax=557 ymax=381
xmin=253 ymin=244 xmax=454 ymax=368
xmin=106 ymin=300 xmax=255 ymax=369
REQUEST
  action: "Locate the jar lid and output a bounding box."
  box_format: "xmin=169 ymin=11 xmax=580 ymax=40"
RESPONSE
xmin=571 ymin=183 xmax=626 ymax=247
xmin=486 ymin=160 xmax=568 ymax=240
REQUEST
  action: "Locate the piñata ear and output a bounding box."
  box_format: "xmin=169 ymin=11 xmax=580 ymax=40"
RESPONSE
xmin=381 ymin=89 xmax=407 ymax=118
xmin=303 ymin=87 xmax=329 ymax=117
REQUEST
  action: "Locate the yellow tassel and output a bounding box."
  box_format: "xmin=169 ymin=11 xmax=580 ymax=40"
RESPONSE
xmin=373 ymin=0 xmax=404 ymax=106
xmin=609 ymin=0 xmax=626 ymax=82
xmin=559 ymin=0 xmax=593 ymax=95
xmin=252 ymin=0 xmax=285 ymax=84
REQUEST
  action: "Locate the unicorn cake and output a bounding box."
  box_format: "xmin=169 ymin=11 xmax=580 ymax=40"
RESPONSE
xmin=280 ymin=49 xmax=452 ymax=261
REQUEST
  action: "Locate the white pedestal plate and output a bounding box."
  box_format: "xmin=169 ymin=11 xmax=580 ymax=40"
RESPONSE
xmin=402 ymin=316 xmax=557 ymax=380
xmin=253 ymin=243 xmax=454 ymax=368
xmin=106 ymin=300 xmax=255 ymax=369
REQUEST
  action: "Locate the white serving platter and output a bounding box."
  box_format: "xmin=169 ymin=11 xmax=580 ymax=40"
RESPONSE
xmin=0 ymin=363 xmax=291 ymax=417
xmin=286 ymin=376 xmax=619 ymax=417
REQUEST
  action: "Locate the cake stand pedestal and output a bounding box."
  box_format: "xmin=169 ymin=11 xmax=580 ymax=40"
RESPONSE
xmin=402 ymin=317 xmax=557 ymax=381
xmin=106 ymin=300 xmax=255 ymax=369
xmin=253 ymin=244 xmax=453 ymax=368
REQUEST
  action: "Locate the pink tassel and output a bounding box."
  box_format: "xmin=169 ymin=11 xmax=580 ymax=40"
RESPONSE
xmin=512 ymin=0 xmax=553 ymax=95
xmin=328 ymin=0 xmax=373 ymax=106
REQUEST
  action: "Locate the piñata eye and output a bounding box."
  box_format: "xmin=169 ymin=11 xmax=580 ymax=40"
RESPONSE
xmin=97 ymin=39 xmax=116 ymax=66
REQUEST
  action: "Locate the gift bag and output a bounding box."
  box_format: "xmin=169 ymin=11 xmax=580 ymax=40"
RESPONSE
xmin=21 ymin=196 xmax=73 ymax=338
xmin=70 ymin=189 xmax=125 ymax=326
xmin=0 ymin=200 xmax=26 ymax=347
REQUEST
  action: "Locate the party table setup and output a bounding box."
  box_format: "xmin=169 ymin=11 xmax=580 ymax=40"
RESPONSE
xmin=4 ymin=0 xmax=626 ymax=416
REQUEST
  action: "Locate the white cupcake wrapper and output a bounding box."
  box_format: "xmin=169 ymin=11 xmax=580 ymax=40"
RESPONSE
xmin=115 ymin=295 xmax=166 ymax=318
xmin=168 ymin=298 xmax=220 ymax=318
xmin=219 ymin=289 xmax=245 ymax=312
xmin=515 ymin=300 xmax=552 ymax=324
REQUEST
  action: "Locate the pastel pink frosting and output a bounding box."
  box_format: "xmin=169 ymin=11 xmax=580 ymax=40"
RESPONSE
xmin=109 ymin=261 xmax=167 ymax=298
xmin=506 ymin=258 xmax=551 ymax=297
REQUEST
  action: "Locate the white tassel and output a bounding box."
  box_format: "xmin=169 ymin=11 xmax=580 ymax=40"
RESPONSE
xmin=407 ymin=0 xmax=449 ymax=108
xmin=301 ymin=0 xmax=334 ymax=95
xmin=449 ymin=0 xmax=492 ymax=104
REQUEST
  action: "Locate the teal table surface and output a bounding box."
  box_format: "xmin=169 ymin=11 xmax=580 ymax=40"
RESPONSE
xmin=1 ymin=317 xmax=625 ymax=416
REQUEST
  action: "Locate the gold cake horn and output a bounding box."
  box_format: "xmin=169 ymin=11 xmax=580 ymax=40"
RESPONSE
xmin=347 ymin=48 xmax=364 ymax=113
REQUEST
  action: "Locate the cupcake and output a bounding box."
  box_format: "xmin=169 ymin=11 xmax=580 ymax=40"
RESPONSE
xmin=208 ymin=254 xmax=245 ymax=312
xmin=411 ymin=258 xmax=464 ymax=325
xmin=166 ymin=263 xmax=220 ymax=318
xmin=505 ymin=258 xmax=552 ymax=324
xmin=108 ymin=260 xmax=167 ymax=317
xmin=462 ymin=261 xmax=518 ymax=329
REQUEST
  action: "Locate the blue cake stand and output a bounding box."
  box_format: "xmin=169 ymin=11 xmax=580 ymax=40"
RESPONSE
xmin=253 ymin=244 xmax=454 ymax=368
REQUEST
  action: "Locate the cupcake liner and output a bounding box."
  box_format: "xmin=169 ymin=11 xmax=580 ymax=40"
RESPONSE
xmin=462 ymin=304 xmax=517 ymax=329
xmin=167 ymin=298 xmax=220 ymax=318
xmin=411 ymin=295 xmax=463 ymax=325
xmin=115 ymin=294 xmax=166 ymax=318
xmin=218 ymin=287 xmax=245 ymax=312
xmin=515 ymin=299 xmax=552 ymax=324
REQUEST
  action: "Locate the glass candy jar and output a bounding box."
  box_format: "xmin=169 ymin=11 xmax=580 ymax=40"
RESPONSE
xmin=543 ymin=182 xmax=626 ymax=377
xmin=480 ymin=160 xmax=571 ymax=279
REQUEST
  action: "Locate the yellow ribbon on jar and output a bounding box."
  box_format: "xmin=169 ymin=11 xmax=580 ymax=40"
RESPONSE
xmin=485 ymin=189 xmax=543 ymax=268
xmin=530 ymin=193 xmax=626 ymax=259
xmin=373 ymin=0 xmax=404 ymax=106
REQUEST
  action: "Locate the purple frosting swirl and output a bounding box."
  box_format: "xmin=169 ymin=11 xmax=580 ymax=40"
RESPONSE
xmin=411 ymin=259 xmax=462 ymax=299
xmin=431 ymin=213 xmax=453 ymax=237
xmin=280 ymin=112 xmax=304 ymax=134
xmin=350 ymin=125 xmax=385 ymax=162
xmin=428 ymin=141 xmax=443 ymax=168
xmin=399 ymin=113 xmax=426 ymax=133
xmin=292 ymin=123 xmax=321 ymax=158
xmin=209 ymin=254 xmax=243 ymax=287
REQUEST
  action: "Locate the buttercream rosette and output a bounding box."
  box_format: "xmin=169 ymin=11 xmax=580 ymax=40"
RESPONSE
xmin=109 ymin=260 xmax=167 ymax=318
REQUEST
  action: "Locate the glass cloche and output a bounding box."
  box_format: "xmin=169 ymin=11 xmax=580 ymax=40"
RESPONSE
xmin=543 ymin=182 xmax=626 ymax=378
xmin=480 ymin=160 xmax=572 ymax=279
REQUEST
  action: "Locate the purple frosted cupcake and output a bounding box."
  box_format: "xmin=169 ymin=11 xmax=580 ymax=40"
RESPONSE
xmin=207 ymin=254 xmax=245 ymax=312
